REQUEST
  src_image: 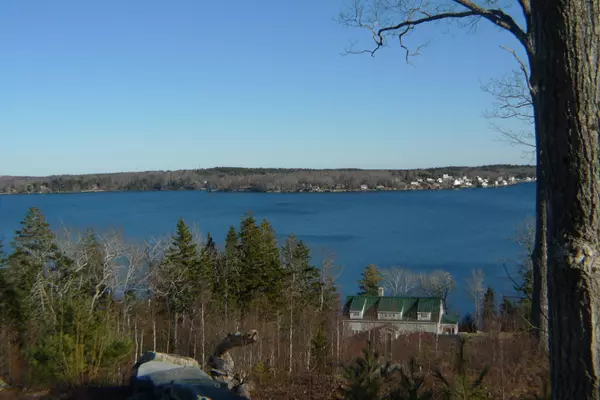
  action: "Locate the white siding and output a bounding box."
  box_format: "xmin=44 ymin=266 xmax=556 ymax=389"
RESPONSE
xmin=343 ymin=320 xmax=440 ymax=336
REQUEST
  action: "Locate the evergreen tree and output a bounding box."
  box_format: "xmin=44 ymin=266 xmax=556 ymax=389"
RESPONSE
xmin=238 ymin=214 xmax=285 ymax=313
xmin=237 ymin=214 xmax=262 ymax=312
xmin=432 ymin=338 xmax=489 ymax=400
xmin=224 ymin=225 xmax=240 ymax=310
xmin=160 ymin=218 xmax=204 ymax=316
xmin=5 ymin=208 xmax=69 ymax=337
xmin=282 ymin=234 xmax=320 ymax=306
xmin=258 ymin=219 xmax=284 ymax=307
xmin=481 ymin=287 xmax=497 ymax=331
xmin=339 ymin=342 xmax=384 ymax=400
xmin=0 ymin=240 xmax=5 ymax=266
xmin=310 ymin=323 xmax=330 ymax=373
xmin=0 ymin=239 xmax=14 ymax=320
xmin=205 ymin=232 xmax=216 ymax=255
xmin=358 ymin=264 xmax=382 ymax=296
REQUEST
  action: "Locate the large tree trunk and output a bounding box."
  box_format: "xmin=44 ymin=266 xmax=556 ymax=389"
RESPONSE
xmin=530 ymin=1 xmax=600 ymax=398
xmin=531 ymin=140 xmax=549 ymax=351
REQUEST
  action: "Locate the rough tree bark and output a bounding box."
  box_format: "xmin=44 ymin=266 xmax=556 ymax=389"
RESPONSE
xmin=530 ymin=0 xmax=600 ymax=397
xmin=530 ymin=142 xmax=549 ymax=351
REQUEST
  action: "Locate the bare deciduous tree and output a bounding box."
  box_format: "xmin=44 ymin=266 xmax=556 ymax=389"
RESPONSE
xmin=417 ymin=270 xmax=455 ymax=306
xmin=466 ymin=269 xmax=486 ymax=330
xmin=339 ymin=0 xmax=600 ymax=396
xmin=482 ymin=67 xmax=534 ymax=152
xmin=381 ymin=266 xmax=419 ymax=295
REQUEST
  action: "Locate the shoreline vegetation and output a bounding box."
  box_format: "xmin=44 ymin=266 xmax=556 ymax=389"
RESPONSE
xmin=0 ymin=164 xmax=535 ymax=195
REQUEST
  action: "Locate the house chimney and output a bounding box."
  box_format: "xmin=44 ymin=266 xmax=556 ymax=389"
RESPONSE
xmin=378 ymin=287 xmax=384 ymax=297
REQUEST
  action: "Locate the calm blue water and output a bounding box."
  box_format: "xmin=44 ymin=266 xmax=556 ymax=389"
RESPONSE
xmin=0 ymin=183 xmax=535 ymax=314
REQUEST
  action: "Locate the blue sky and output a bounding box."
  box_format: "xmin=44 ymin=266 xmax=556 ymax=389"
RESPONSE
xmin=0 ymin=0 xmax=533 ymax=176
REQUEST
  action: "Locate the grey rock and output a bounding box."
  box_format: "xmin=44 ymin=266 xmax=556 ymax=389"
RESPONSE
xmin=130 ymin=330 xmax=258 ymax=400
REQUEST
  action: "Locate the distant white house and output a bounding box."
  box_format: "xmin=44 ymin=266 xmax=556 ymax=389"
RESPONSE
xmin=342 ymin=288 xmax=459 ymax=339
xmin=360 ymin=184 xmax=368 ymax=191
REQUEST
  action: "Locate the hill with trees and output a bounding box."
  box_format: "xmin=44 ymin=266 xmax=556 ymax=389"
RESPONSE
xmin=0 ymin=165 xmax=535 ymax=194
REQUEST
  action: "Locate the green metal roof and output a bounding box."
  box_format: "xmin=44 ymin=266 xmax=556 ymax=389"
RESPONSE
xmin=346 ymin=295 xmax=379 ymax=313
xmin=378 ymin=297 xmax=414 ymax=312
xmin=416 ymin=297 xmax=441 ymax=313
xmin=345 ymin=295 xmax=443 ymax=321
xmin=364 ymin=296 xmax=378 ymax=314
xmin=348 ymin=296 xmax=366 ymax=311
xmin=441 ymin=314 xmax=459 ymax=324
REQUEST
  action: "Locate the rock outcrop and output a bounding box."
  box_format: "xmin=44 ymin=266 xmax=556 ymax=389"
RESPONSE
xmin=130 ymin=330 xmax=258 ymax=400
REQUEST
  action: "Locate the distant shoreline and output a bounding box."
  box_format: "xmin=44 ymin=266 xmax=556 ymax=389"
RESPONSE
xmin=0 ymin=180 xmax=535 ymax=196
xmin=0 ymin=165 xmax=536 ymax=196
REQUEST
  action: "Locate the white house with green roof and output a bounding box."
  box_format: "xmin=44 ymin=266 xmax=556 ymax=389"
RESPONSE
xmin=342 ymin=288 xmax=459 ymax=337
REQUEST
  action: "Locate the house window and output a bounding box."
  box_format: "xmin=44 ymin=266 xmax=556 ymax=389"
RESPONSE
xmin=417 ymin=312 xmax=432 ymax=321
xmin=378 ymin=312 xmax=402 ymax=320
xmin=350 ymin=312 xmax=362 ymax=319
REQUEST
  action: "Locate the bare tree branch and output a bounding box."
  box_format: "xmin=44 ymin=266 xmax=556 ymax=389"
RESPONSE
xmin=481 ymin=47 xmax=534 ymax=152
xmin=381 ymin=266 xmax=419 ymax=295
xmin=452 ymin=0 xmax=527 ymax=45
xmin=516 ymin=0 xmax=531 ymax=34
xmin=340 ymin=0 xmax=529 ymax=59
xmin=499 ymin=45 xmax=533 ymax=95
xmin=490 ymin=123 xmax=535 ymax=150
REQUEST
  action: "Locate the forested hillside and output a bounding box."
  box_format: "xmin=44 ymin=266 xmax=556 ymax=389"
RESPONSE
xmin=0 ymin=165 xmax=535 ymax=194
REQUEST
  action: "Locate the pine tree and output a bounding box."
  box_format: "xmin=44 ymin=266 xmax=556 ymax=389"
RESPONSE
xmin=310 ymin=323 xmax=330 ymax=373
xmin=482 ymin=287 xmax=497 ymax=331
xmin=258 ymin=219 xmax=283 ymax=308
xmin=358 ymin=264 xmax=382 ymax=296
xmin=0 ymin=239 xmax=13 ymax=320
xmin=339 ymin=342 xmax=384 ymax=400
xmin=205 ymin=232 xmax=216 ymax=255
xmin=282 ymin=235 xmax=320 ymax=306
xmin=0 ymin=240 xmax=5 ymax=266
xmin=432 ymin=337 xmax=489 ymax=400
xmin=161 ymin=217 xmax=203 ymax=316
xmin=5 ymin=208 xmax=69 ymax=336
xmin=224 ymin=226 xmax=240 ymax=312
xmin=237 ymin=214 xmax=263 ymax=312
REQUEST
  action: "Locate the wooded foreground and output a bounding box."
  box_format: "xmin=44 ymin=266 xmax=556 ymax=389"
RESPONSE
xmin=0 ymin=208 xmax=545 ymax=399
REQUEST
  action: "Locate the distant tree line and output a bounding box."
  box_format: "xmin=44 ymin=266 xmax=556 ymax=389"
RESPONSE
xmin=0 ymin=165 xmax=536 ymax=194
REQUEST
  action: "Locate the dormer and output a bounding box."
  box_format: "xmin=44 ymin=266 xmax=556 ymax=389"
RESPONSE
xmin=349 ymin=297 xmax=367 ymax=319
xmin=417 ymin=312 xmax=432 ymax=321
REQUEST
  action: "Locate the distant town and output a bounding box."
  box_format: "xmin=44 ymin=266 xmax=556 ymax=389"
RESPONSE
xmin=0 ymin=164 xmax=536 ymax=195
xmin=305 ymin=174 xmax=535 ymax=193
